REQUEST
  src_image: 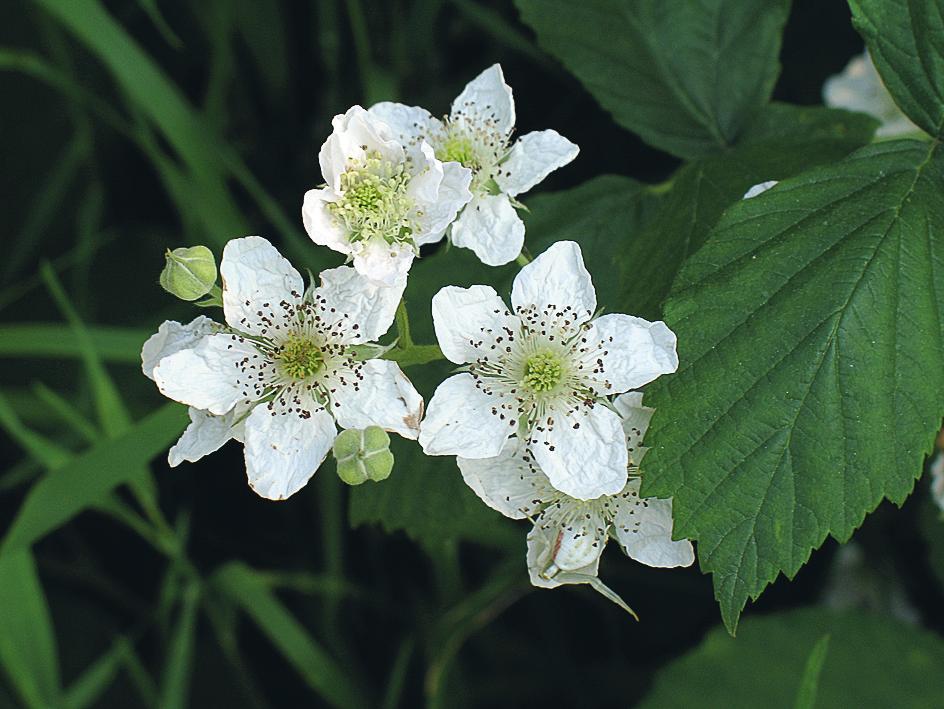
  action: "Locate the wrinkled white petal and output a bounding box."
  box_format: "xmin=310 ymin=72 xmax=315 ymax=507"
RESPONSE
xmin=351 ymin=239 xmax=414 ymax=288
xmin=320 ymin=106 xmax=404 ymax=191
xmin=451 ymin=64 xmax=515 ymax=135
xmin=612 ymin=479 xmax=694 ymax=568
xmin=168 ymin=407 xmax=243 ymax=467
xmin=531 ymin=404 xmax=627 ymax=500
xmin=613 ymin=392 xmax=654 ymax=465
xmin=315 ymin=265 xmax=404 ymax=343
xmin=526 ymin=523 xmax=601 ymax=589
xmin=457 ymin=437 xmax=553 ymax=520
xmin=244 ymin=405 xmax=335 ymax=501
xmin=407 ymin=142 xmax=445 ymax=206
xmin=153 ymin=333 xmax=257 ymax=416
xmin=512 ymin=241 xmax=596 ymax=325
xmin=414 ymin=161 xmax=473 ymax=245
xmin=419 ymin=373 xmax=516 ymax=457
xmin=496 ymin=130 xmax=579 ymax=197
xmin=431 ymin=284 xmax=519 ymax=364
xmin=141 ymin=316 xmax=218 ymax=381
xmin=368 ymin=101 xmax=438 ymax=144
xmin=450 ymin=194 xmax=525 ymax=266
xmin=743 ymin=180 xmax=778 ymax=199
xmin=329 ymin=359 xmax=423 ymax=439
xmin=588 ymin=314 xmax=678 ymax=392
xmin=302 ymin=187 xmax=349 ymax=255
xmin=221 ymin=236 xmax=304 ymax=336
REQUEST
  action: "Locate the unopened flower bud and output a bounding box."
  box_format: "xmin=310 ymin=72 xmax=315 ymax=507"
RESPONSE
xmin=160 ymin=246 xmax=217 ymax=301
xmin=333 ymin=426 xmax=394 ymax=485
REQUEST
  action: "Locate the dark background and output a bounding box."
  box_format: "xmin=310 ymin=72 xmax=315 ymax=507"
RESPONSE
xmin=2 ymin=1 xmax=941 ymax=707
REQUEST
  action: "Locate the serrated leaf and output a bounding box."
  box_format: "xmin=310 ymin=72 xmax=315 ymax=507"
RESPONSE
xmin=643 ymin=140 xmax=944 ymax=632
xmin=639 ymin=608 xmax=944 ymax=708
xmin=515 ymin=0 xmax=791 ymax=158
xmin=850 ymin=0 xmax=944 ymax=138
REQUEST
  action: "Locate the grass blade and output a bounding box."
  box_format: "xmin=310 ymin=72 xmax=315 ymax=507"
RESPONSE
xmin=793 ymin=634 xmax=831 ymax=709
xmin=0 ymin=323 xmax=149 ymax=362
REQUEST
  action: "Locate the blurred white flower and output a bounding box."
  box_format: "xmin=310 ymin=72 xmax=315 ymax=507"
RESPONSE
xmin=931 ymin=450 xmax=944 ymax=515
xmin=370 ymin=64 xmax=579 ymax=266
xmin=419 ymin=241 xmax=678 ymax=500
xmin=458 ymin=392 xmax=693 ymax=609
xmin=823 ymin=50 xmax=919 ymax=138
xmin=302 ymin=106 xmax=473 ymax=286
xmin=145 ymin=236 xmax=423 ymax=500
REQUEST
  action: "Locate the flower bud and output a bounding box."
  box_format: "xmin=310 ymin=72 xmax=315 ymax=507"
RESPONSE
xmin=333 ymin=426 xmax=394 ymax=485
xmin=160 ymin=246 xmax=217 ymax=301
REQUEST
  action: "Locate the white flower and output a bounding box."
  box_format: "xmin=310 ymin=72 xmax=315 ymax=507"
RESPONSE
xmin=823 ymin=50 xmax=919 ymax=139
xmin=931 ymin=450 xmax=944 ymax=516
xmin=302 ymin=106 xmax=473 ymax=286
xmin=145 ymin=236 xmax=423 ymax=500
xmin=458 ymin=392 xmax=693 ymax=607
xmin=419 ymin=240 xmax=678 ymax=500
xmin=369 ymin=64 xmax=579 ymax=267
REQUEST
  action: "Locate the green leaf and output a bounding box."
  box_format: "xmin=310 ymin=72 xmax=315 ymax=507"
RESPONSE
xmin=639 ymin=608 xmax=944 ymax=708
xmin=793 ymin=634 xmax=830 ymax=709
xmin=514 ymin=0 xmax=791 ymax=158
xmin=0 ymin=403 xmax=188 ymax=556
xmin=0 ymin=323 xmax=149 ymax=362
xmin=62 ymin=638 xmax=130 ymax=709
xmin=0 ymin=550 xmax=61 ymax=709
xmin=643 ymin=139 xmax=944 ymax=632
xmin=211 ymin=562 xmax=367 ymax=709
xmin=159 ymin=582 xmax=200 ymax=709
xmin=850 ymin=0 xmax=944 ymax=138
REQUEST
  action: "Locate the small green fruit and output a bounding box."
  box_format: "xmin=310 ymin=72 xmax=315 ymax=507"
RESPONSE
xmin=159 ymin=245 xmax=217 ymax=301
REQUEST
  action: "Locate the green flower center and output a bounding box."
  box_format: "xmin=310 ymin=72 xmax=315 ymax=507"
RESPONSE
xmin=279 ymin=336 xmax=324 ymax=380
xmin=436 ymin=134 xmax=480 ymax=170
xmin=327 ymin=151 xmax=417 ymax=244
xmin=523 ymin=351 xmax=564 ymax=393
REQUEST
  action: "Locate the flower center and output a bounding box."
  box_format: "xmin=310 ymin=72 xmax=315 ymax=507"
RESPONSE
xmin=278 ymin=336 xmax=324 ymax=380
xmin=523 ymin=351 xmax=564 ymax=393
xmin=328 ymin=151 xmax=417 ymax=244
xmin=434 ymin=119 xmax=507 ymax=195
xmin=436 ymin=134 xmax=480 ymax=170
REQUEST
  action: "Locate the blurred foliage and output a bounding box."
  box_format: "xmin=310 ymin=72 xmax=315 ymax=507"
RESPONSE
xmin=1 ymin=0 xmax=943 ymax=707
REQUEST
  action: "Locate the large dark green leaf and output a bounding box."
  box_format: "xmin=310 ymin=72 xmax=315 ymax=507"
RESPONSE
xmin=639 ymin=608 xmax=944 ymax=708
xmin=850 ymin=0 xmax=944 ymax=138
xmin=643 ymin=140 xmax=944 ymax=631
xmin=515 ymin=0 xmax=791 ymax=158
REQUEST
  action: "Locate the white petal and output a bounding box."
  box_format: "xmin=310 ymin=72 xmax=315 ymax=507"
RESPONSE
xmin=244 ymin=405 xmax=335 ymax=500
xmin=457 ymin=437 xmax=554 ymax=520
xmin=419 ymin=373 xmax=516 ymax=458
xmin=742 ymin=180 xmax=778 ymax=199
xmin=414 ymin=160 xmax=473 ymax=244
xmin=530 ymin=404 xmax=627 ymax=500
xmin=153 ymin=333 xmax=258 ymax=416
xmin=930 ymin=452 xmax=944 ymax=513
xmin=319 ymin=106 xmax=404 ymax=191
xmin=496 ymin=130 xmax=579 ymax=197
xmin=450 ymin=194 xmax=524 ymax=266
xmin=302 ymin=187 xmax=350 ymax=255
xmin=351 ymin=238 xmax=415 ymax=287
xmin=168 ymin=407 xmax=242 ymax=466
xmin=368 ymin=102 xmax=438 ymax=145
xmin=511 ymin=241 xmax=596 ymax=325
xmin=329 ymin=359 xmax=423 ymax=439
xmin=526 ymin=522 xmax=601 ymax=589
xmin=141 ymin=315 xmax=218 ymax=381
xmin=220 ymin=236 xmax=304 ymax=336
xmin=587 ymin=314 xmax=679 ymax=393
xmin=612 ymin=479 xmax=694 ymax=568
xmin=406 ymin=142 xmax=445 ymax=205
xmin=315 ymin=265 xmax=405 ymax=343
xmin=451 ymin=64 xmax=515 ymax=135
xmin=613 ymin=392 xmax=654 ymax=465
xmin=431 ymin=284 xmax=519 ymax=364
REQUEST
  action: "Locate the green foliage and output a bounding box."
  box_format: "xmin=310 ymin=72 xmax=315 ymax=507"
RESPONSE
xmin=639 ymin=608 xmax=944 ymax=708
xmin=793 ymin=634 xmax=830 ymax=709
xmin=644 ymin=140 xmax=944 ymax=631
xmin=850 ymin=0 xmax=944 ymax=137
xmin=515 ymin=0 xmax=791 ymax=158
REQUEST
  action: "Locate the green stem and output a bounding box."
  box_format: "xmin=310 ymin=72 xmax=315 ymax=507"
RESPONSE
xmin=394 ymin=299 xmax=413 ymax=348
xmin=385 ymin=344 xmax=443 ymax=367
xmin=515 ymin=249 xmax=532 ymax=267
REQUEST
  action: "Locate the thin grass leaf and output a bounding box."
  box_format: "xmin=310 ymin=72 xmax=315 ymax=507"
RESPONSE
xmin=62 ymin=637 xmax=128 ymax=709
xmin=0 ymin=402 xmax=188 ymax=557
xmin=212 ymin=562 xmax=368 ymax=709
xmin=0 ymin=323 xmax=148 ymax=362
xmin=0 ymin=390 xmax=72 ymax=469
xmin=159 ymin=582 xmax=201 ymax=709
xmin=31 ymin=381 xmax=101 ymax=445
xmin=0 ymin=550 xmax=61 ymax=709
xmin=794 ymin=634 xmax=831 ymax=709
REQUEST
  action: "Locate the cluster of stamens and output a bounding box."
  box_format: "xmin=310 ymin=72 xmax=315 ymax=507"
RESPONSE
xmin=433 ymin=115 xmax=509 ymax=196
xmin=226 ymin=290 xmax=366 ymax=421
xmin=327 ymin=150 xmax=419 ymax=245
